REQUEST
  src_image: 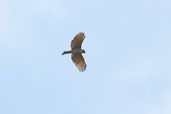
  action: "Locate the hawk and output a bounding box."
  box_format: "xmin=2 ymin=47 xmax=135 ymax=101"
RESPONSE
xmin=62 ymin=32 xmax=87 ymax=72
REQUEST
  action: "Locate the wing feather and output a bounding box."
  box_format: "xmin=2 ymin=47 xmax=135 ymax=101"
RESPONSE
xmin=71 ymin=32 xmax=85 ymax=49
xmin=71 ymin=54 xmax=86 ymax=72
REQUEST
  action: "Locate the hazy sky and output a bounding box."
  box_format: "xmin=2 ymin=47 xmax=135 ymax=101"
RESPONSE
xmin=0 ymin=0 xmax=171 ymax=114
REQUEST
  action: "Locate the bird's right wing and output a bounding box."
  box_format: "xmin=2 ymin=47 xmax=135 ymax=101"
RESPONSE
xmin=71 ymin=32 xmax=85 ymax=49
xmin=71 ymin=54 xmax=86 ymax=72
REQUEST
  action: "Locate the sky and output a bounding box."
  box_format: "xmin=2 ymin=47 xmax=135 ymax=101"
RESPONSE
xmin=0 ymin=0 xmax=171 ymax=114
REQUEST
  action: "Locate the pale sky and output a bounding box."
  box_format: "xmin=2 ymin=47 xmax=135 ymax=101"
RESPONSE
xmin=0 ymin=0 xmax=171 ymax=114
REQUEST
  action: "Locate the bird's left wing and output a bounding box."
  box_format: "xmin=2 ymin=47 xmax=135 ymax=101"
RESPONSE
xmin=71 ymin=54 xmax=86 ymax=72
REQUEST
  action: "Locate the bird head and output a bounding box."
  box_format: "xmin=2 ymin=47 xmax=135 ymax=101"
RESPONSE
xmin=81 ymin=49 xmax=86 ymax=53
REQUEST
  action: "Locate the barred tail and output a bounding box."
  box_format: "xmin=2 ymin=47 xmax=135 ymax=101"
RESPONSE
xmin=62 ymin=51 xmax=71 ymax=55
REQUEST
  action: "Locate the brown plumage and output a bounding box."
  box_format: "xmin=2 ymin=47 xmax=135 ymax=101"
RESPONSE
xmin=62 ymin=32 xmax=86 ymax=72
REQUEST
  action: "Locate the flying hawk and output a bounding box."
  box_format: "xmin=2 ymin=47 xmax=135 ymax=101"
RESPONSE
xmin=62 ymin=32 xmax=86 ymax=72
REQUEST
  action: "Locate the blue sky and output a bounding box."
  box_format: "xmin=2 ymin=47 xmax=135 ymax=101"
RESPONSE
xmin=0 ymin=0 xmax=171 ymax=114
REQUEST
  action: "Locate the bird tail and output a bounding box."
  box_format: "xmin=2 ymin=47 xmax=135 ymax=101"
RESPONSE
xmin=62 ymin=51 xmax=71 ymax=55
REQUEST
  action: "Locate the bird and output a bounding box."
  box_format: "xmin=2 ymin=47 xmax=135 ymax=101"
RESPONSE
xmin=62 ymin=32 xmax=86 ymax=72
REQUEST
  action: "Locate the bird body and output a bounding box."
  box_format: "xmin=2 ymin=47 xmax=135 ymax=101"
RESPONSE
xmin=62 ymin=49 xmax=85 ymax=55
xmin=72 ymin=49 xmax=85 ymax=54
xmin=62 ymin=32 xmax=86 ymax=72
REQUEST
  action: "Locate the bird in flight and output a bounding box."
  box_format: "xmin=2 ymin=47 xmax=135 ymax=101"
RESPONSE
xmin=62 ymin=32 xmax=87 ymax=72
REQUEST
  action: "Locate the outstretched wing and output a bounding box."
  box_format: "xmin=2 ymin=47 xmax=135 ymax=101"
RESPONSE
xmin=71 ymin=54 xmax=86 ymax=72
xmin=71 ymin=32 xmax=85 ymax=49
